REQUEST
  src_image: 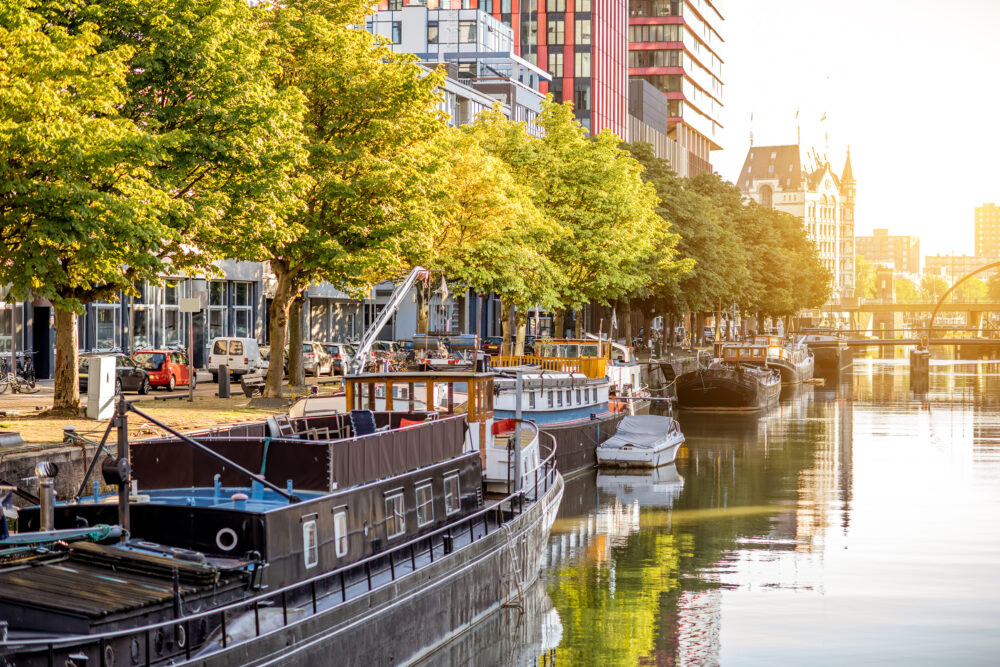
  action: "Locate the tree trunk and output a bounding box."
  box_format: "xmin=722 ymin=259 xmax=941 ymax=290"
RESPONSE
xmin=416 ymin=284 xmax=429 ymax=335
xmin=289 ymin=296 xmax=304 ymax=387
xmin=500 ymin=301 xmax=513 ymax=357
xmin=264 ymin=270 xmax=297 ymax=398
xmin=553 ymin=309 xmax=566 ymax=339
xmin=667 ymin=313 xmax=674 ymax=348
xmin=574 ymin=308 xmax=584 ymax=338
xmin=52 ymin=307 xmax=80 ymax=415
xmin=514 ymin=308 xmax=527 ymax=356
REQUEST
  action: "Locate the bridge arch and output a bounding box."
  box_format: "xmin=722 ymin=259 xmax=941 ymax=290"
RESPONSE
xmin=928 ymin=261 xmax=1000 ymax=337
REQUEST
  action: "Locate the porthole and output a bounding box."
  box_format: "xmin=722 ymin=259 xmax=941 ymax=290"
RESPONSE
xmin=130 ymin=638 xmax=141 ymax=665
xmin=216 ymin=527 xmax=238 ymax=552
xmin=175 ymin=624 xmax=187 ymax=648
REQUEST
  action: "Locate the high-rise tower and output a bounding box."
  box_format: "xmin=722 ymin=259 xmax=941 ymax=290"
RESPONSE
xmin=627 ymin=0 xmax=724 ymax=175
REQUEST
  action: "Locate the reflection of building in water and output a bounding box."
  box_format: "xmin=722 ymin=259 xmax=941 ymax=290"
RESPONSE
xmin=675 ymin=589 xmax=723 ymax=667
xmin=546 ymin=499 xmax=639 ymax=566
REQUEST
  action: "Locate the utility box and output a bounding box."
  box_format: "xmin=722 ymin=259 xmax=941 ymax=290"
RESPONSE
xmin=86 ymin=355 xmax=116 ymax=420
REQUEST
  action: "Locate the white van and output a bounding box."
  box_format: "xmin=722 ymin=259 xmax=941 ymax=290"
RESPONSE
xmin=208 ymin=337 xmax=262 ymax=381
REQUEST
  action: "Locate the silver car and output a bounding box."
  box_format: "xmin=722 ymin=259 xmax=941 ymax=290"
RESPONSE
xmin=301 ymin=341 xmax=334 ymax=376
xmin=324 ymin=342 xmax=356 ymax=375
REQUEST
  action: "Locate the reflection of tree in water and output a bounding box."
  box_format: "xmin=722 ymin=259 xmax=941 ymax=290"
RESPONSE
xmin=542 ymin=392 xmax=849 ymax=665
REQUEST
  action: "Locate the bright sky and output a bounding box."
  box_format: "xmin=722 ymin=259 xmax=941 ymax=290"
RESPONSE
xmin=713 ymin=0 xmax=1000 ymax=257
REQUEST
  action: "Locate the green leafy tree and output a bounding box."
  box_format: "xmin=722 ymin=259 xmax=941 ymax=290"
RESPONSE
xmin=854 ymin=256 xmax=877 ymax=299
xmin=895 ymin=277 xmax=919 ymax=302
xmin=921 ymin=274 xmax=949 ymax=302
xmin=957 ymin=277 xmax=987 ymax=301
xmin=988 ymin=273 xmax=1000 ymax=301
xmin=237 ymin=0 xmax=449 ymax=396
xmin=2 ymin=0 xmax=305 ymax=412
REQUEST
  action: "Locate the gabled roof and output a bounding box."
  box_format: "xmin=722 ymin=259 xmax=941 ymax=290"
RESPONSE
xmin=737 ymin=145 xmax=804 ymax=192
xmin=841 ymin=148 xmax=854 ymax=183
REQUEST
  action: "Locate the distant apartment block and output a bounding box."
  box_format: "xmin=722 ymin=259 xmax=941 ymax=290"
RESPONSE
xmin=628 ymin=0 xmax=724 ymax=175
xmin=975 ymin=203 xmax=1000 ymax=257
xmin=855 ymin=229 xmax=920 ymax=278
xmin=924 ymin=254 xmax=999 ymax=283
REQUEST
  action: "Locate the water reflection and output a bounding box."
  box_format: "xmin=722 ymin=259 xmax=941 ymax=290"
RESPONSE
xmin=530 ymin=361 xmax=1000 ymax=666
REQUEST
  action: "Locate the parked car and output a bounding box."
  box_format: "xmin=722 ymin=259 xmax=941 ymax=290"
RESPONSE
xmin=79 ymin=352 xmax=151 ymax=395
xmin=324 ymin=342 xmax=355 ymax=374
xmin=301 ymin=341 xmax=334 ymax=376
xmin=259 ymin=345 xmax=273 ymax=375
xmin=208 ymin=337 xmax=262 ymax=382
xmin=481 ymin=336 xmax=503 ymax=355
xmin=133 ymin=349 xmax=195 ymax=391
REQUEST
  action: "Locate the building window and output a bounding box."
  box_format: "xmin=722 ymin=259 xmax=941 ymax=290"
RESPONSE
xmin=444 ymin=474 xmax=461 ymax=515
xmin=234 ymin=282 xmax=252 ymax=337
xmin=546 ymin=18 xmax=564 ymax=44
xmin=575 ymin=0 xmax=590 ymax=11
xmin=385 ymin=492 xmax=405 ymax=539
xmin=388 ymin=0 xmax=402 ymax=8
xmin=520 ymin=20 xmax=537 ymax=45
xmin=208 ymin=281 xmax=227 ymax=343
xmin=459 ymin=20 xmax=477 ymax=43
xmin=415 ymin=482 xmax=434 ymax=526
xmin=95 ymin=303 xmax=118 ymax=350
xmin=161 ymin=282 xmax=182 ymax=347
xmin=391 ymin=21 xmax=402 ymax=44
xmin=427 ymin=21 xmax=438 ymax=44
xmin=546 ymin=0 xmax=565 ymax=9
xmin=575 ymin=19 xmax=591 ymax=44
xmin=574 ymin=85 xmax=590 ymax=110
xmin=759 ymin=185 xmax=773 ymax=208
xmin=333 ymin=509 xmax=348 ymax=557
xmin=574 ymin=52 xmax=591 ymax=78
xmin=548 ymin=51 xmax=563 ymax=77
xmin=302 ymin=519 xmax=318 ymax=569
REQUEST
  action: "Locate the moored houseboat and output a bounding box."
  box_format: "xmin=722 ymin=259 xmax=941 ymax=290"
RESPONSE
xmin=802 ymin=331 xmax=854 ymax=371
xmin=675 ymin=345 xmax=781 ymax=411
xmin=746 ymin=335 xmax=815 ymax=384
xmin=0 ymin=372 xmax=563 ymax=666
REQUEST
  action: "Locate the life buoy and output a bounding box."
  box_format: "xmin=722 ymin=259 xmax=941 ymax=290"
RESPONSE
xmin=216 ymin=527 xmax=238 ymax=552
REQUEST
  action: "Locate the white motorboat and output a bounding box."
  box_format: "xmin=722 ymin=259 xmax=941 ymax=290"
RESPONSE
xmin=596 ymin=415 xmax=685 ymax=468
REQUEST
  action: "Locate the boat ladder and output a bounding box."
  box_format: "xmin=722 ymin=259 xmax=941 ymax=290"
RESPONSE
xmin=501 ymin=523 xmax=524 ymax=610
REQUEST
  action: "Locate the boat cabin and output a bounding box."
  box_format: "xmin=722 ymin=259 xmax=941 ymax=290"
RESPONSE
xmin=494 ymin=339 xmax=609 ymax=380
xmin=720 ymin=345 xmax=769 ymax=363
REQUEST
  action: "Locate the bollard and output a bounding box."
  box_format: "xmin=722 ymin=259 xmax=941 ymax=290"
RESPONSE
xmin=218 ymin=364 xmax=231 ymax=399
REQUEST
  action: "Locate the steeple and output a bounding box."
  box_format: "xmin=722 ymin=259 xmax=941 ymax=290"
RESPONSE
xmin=841 ymin=147 xmax=854 ymax=183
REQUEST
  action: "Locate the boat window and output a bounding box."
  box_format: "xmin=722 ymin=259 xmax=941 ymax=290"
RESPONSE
xmin=576 ymin=389 xmax=581 ymax=403
xmin=565 ymin=389 xmax=571 ymax=405
xmin=415 ymin=483 xmax=434 ymax=527
xmin=385 ymin=492 xmax=405 ymax=539
xmin=444 ymin=474 xmax=461 ymax=515
xmin=529 ymin=391 xmax=536 ymax=409
xmin=557 ymin=390 xmax=563 ymax=407
xmin=548 ymin=391 xmax=554 ymax=408
xmin=558 ymin=344 xmax=579 ymax=358
xmin=302 ymin=519 xmax=318 ymax=569
xmin=333 ymin=509 xmax=348 ymax=557
xmin=580 ymin=344 xmax=599 ymax=357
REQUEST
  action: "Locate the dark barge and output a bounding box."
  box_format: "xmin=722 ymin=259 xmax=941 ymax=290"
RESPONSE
xmin=675 ymin=350 xmax=781 ymax=412
xmin=0 ymin=372 xmax=563 ymax=666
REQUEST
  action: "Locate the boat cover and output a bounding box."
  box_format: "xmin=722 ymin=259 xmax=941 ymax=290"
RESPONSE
xmin=601 ymin=415 xmax=679 ymax=450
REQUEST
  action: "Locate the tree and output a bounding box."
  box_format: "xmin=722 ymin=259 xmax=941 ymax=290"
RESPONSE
xmin=895 ymin=277 xmax=919 ymax=302
xmin=241 ymin=0 xmax=448 ymax=396
xmin=413 ymin=121 xmax=565 ymax=354
xmin=921 ymin=275 xmax=949 ymax=303
xmin=2 ymin=0 xmax=305 ymax=413
xmin=854 ymin=256 xmax=877 ymax=299
xmin=957 ymin=277 xmax=987 ymax=301
xmin=509 ymin=102 xmax=684 ymax=337
xmin=988 ymin=273 xmax=1000 ymax=302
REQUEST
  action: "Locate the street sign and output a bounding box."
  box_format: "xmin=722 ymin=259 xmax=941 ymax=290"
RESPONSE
xmin=179 ymin=297 xmax=202 ymax=313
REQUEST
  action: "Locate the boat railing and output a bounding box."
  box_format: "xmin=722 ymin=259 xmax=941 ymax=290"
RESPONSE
xmin=1 ymin=437 xmax=561 ymax=665
xmin=492 ymin=354 xmax=607 ymax=379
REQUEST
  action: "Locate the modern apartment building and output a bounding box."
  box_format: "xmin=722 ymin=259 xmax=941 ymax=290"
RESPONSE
xmin=924 ymin=254 xmax=998 ymax=283
xmin=628 ymin=0 xmax=724 ymax=175
xmin=855 ymin=229 xmax=920 ymax=279
xmin=738 ymin=145 xmax=856 ymax=301
xmin=975 ymin=203 xmax=1000 ymax=257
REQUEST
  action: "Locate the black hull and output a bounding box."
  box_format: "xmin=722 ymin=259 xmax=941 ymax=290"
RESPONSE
xmin=747 ymin=357 xmax=814 ymax=384
xmin=542 ymin=412 xmax=627 ymax=476
xmin=675 ymin=368 xmax=780 ymax=411
xmin=810 ymin=345 xmax=853 ymax=371
xmin=186 ymin=475 xmax=564 ymax=667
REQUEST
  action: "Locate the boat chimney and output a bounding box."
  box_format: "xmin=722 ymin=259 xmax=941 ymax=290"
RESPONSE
xmin=35 ymin=461 xmax=58 ymax=531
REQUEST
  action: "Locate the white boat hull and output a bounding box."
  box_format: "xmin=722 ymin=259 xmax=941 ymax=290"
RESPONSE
xmin=597 ymin=433 xmax=685 ymax=468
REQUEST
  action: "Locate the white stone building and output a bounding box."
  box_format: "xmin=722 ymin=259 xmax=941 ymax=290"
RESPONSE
xmin=737 ymin=144 xmax=856 ymax=302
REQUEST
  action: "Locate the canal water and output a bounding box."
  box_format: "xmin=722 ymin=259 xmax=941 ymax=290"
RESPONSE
xmin=462 ymin=357 xmax=1000 ymax=666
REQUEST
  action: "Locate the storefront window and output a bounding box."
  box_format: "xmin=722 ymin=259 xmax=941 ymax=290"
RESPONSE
xmin=234 ymin=282 xmax=252 ymax=338
xmin=95 ymin=305 xmax=118 ymax=350
xmin=162 ymin=282 xmax=182 ymax=347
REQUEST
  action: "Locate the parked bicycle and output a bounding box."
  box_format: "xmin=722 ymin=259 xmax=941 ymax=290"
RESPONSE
xmin=0 ymin=350 xmax=39 ymax=394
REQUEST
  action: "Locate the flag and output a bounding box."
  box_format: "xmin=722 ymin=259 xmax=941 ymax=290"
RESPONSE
xmin=439 ymin=276 xmax=449 ymax=301
xmin=611 ymin=308 xmax=618 ymax=331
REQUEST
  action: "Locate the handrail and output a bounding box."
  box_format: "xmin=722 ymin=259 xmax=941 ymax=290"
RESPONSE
xmin=2 ymin=437 xmax=560 ymax=656
xmin=493 ymin=354 xmax=607 ymax=379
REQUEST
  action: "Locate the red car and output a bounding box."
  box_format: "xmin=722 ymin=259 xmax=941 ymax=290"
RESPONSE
xmin=481 ymin=336 xmax=503 ymax=355
xmin=133 ymin=349 xmax=196 ymax=391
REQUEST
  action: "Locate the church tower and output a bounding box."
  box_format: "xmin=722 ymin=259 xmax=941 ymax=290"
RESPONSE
xmin=840 ymin=149 xmax=856 ymax=298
